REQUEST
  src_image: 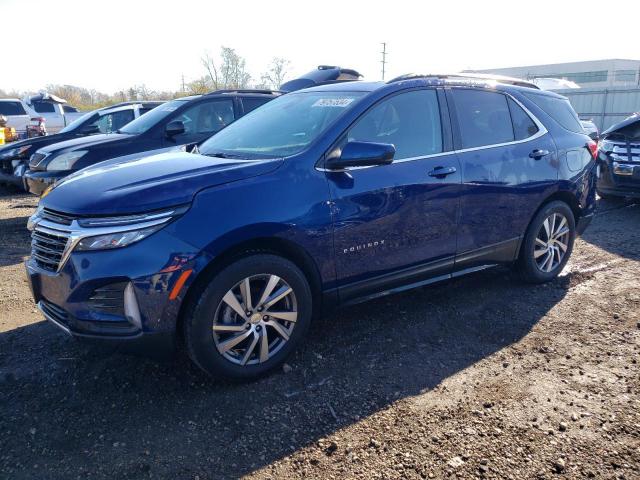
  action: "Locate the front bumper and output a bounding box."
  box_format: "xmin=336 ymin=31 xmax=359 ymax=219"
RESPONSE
xmin=597 ymin=157 xmax=640 ymax=198
xmin=24 ymin=228 xmax=205 ymax=355
xmin=23 ymin=169 xmax=67 ymax=196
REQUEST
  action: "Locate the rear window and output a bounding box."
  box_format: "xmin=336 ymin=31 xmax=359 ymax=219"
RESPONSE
xmin=32 ymin=101 xmax=56 ymax=113
xmin=0 ymin=101 xmax=26 ymax=116
xmin=524 ymin=92 xmax=582 ymax=133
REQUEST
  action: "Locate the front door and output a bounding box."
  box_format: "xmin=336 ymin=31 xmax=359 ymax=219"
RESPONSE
xmin=326 ymin=88 xmax=461 ymax=300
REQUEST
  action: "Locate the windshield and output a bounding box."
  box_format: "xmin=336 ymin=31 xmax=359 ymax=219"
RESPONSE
xmin=119 ymin=99 xmax=187 ymax=135
xmin=60 ymin=110 xmax=97 ymax=133
xmin=199 ymin=91 xmax=366 ymax=158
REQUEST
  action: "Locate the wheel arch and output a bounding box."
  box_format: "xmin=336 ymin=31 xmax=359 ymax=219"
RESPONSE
xmin=176 ymin=236 xmax=324 ymax=343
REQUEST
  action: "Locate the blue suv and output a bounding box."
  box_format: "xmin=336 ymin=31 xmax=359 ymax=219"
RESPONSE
xmin=26 ymin=74 xmax=597 ymax=379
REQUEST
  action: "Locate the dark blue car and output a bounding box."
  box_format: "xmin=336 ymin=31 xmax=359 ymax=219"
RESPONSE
xmin=26 ymin=75 xmax=597 ymax=379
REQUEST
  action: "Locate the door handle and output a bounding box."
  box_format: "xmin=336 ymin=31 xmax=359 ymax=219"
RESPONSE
xmin=529 ymin=149 xmax=550 ymax=160
xmin=428 ymin=166 xmax=457 ymax=178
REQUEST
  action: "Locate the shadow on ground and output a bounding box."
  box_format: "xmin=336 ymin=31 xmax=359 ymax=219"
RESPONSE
xmin=580 ymin=197 xmax=639 ymax=260
xmin=0 ymin=214 xmax=31 ymax=267
xmin=0 ymin=264 xmax=579 ymax=479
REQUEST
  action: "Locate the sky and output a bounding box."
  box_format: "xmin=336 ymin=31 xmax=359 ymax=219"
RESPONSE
xmin=2 ymin=0 xmax=639 ymax=94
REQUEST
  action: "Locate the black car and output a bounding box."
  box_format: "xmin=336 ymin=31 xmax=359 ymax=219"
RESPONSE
xmin=23 ymin=66 xmax=364 ymax=195
xmin=0 ymin=101 xmax=162 ymax=189
xmin=596 ymin=113 xmax=640 ymax=199
xmin=23 ymin=91 xmax=281 ymax=195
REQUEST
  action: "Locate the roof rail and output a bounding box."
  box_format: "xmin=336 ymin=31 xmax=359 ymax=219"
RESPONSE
xmin=205 ymin=89 xmax=281 ymax=96
xmin=388 ymin=73 xmax=540 ymax=89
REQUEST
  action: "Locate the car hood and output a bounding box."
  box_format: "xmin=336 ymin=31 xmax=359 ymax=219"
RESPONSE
xmin=41 ymin=152 xmax=283 ymax=215
xmin=602 ymin=113 xmax=640 ymax=141
xmin=37 ymin=133 xmax=131 ymax=154
xmin=0 ymin=132 xmax=71 ymax=154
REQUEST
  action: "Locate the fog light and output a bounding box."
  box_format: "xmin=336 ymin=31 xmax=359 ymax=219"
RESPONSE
xmin=124 ymin=282 xmax=142 ymax=329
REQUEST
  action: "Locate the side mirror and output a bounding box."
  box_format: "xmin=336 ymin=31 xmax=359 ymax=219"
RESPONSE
xmin=165 ymin=120 xmax=185 ymax=138
xmin=80 ymin=124 xmax=100 ymax=135
xmin=326 ymin=141 xmax=395 ymax=170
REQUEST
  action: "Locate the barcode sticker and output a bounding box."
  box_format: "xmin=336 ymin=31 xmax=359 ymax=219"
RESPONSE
xmin=312 ymin=98 xmax=355 ymax=108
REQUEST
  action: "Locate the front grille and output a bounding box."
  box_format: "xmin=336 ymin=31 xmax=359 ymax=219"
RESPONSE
xmin=88 ymin=283 xmax=126 ymax=316
xmin=29 ymin=152 xmax=47 ymax=168
xmin=610 ymin=141 xmax=640 ymax=163
xmin=31 ymin=229 xmax=69 ymax=271
xmin=41 ymin=208 xmax=75 ymax=226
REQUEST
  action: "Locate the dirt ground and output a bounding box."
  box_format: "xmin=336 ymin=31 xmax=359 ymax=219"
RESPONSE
xmin=0 ymin=187 xmax=638 ymax=480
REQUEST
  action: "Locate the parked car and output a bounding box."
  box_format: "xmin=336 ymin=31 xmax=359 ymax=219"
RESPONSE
xmin=280 ymin=65 xmax=362 ymax=92
xmin=596 ymin=112 xmax=640 ymax=199
xmin=26 ymin=74 xmax=597 ymax=380
xmin=22 ymin=93 xmax=85 ymax=134
xmin=0 ymin=98 xmax=46 ymax=138
xmin=0 ymin=101 xmax=163 ymax=188
xmin=580 ymin=119 xmax=599 ymax=141
xmin=23 ymin=90 xmax=281 ymax=195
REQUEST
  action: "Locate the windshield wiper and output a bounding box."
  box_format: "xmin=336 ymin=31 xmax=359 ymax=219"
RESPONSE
xmin=203 ymin=152 xmax=243 ymax=159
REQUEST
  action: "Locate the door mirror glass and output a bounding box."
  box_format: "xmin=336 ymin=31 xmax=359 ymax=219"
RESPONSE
xmin=326 ymin=141 xmax=395 ymax=170
xmin=165 ymin=120 xmax=185 ymax=137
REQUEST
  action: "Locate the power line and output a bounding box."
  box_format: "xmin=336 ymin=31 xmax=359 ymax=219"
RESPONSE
xmin=381 ymin=42 xmax=388 ymax=81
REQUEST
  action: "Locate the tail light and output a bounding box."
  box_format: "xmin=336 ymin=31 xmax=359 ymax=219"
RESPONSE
xmin=587 ymin=140 xmax=598 ymax=160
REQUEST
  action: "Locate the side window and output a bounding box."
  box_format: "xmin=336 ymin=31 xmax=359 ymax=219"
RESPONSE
xmin=524 ymin=92 xmax=583 ymax=133
xmin=32 ymin=101 xmax=56 ymax=113
xmin=452 ymin=89 xmax=514 ymax=149
xmin=0 ymin=102 xmax=27 ymax=115
xmin=138 ymin=107 xmax=154 ymax=116
xmin=63 ymin=105 xmax=79 ymax=113
xmin=176 ymin=99 xmax=235 ymax=135
xmin=508 ymin=98 xmax=539 ymax=140
xmin=241 ymin=97 xmax=271 ymax=115
xmin=92 ymin=110 xmax=135 ymax=133
xmin=347 ymin=89 xmax=443 ymax=160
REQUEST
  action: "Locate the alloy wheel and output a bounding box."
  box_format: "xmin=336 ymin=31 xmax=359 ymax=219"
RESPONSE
xmin=212 ymin=274 xmax=297 ymax=366
xmin=534 ymin=212 xmax=570 ymax=273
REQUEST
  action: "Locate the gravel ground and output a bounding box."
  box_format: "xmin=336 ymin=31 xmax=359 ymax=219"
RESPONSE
xmin=0 ymin=187 xmax=638 ymax=480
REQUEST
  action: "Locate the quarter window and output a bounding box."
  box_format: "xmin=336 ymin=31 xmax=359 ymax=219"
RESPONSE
xmin=524 ymin=92 xmax=583 ymax=133
xmin=508 ymin=98 xmax=538 ymax=140
xmin=241 ymin=97 xmax=272 ymax=115
xmin=347 ymin=89 xmax=443 ymax=159
xmin=452 ymin=89 xmax=514 ymax=149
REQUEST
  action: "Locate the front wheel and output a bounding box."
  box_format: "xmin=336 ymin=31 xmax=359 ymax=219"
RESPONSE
xmin=184 ymin=254 xmax=312 ymax=380
xmin=517 ymin=201 xmax=576 ymax=284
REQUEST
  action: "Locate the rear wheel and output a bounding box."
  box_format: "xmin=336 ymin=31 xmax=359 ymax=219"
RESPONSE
xmin=184 ymin=254 xmax=312 ymax=380
xmin=517 ymin=201 xmax=575 ymax=283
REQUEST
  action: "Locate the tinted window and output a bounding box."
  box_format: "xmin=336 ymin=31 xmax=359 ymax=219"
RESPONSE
xmin=242 ymin=97 xmax=272 ymax=115
xmin=63 ymin=105 xmax=79 ymax=113
xmin=199 ymin=91 xmax=365 ymax=158
xmin=0 ymin=102 xmax=26 ymax=115
xmin=452 ymin=89 xmax=514 ymax=149
xmin=119 ymin=99 xmax=189 ymax=135
xmin=60 ymin=111 xmax=98 ymax=133
xmin=32 ymin=101 xmax=56 ymax=113
xmin=176 ymin=99 xmax=235 ymax=135
xmin=508 ymin=98 xmax=538 ymax=140
xmin=524 ymin=92 xmax=582 ymax=133
xmin=139 ymin=107 xmax=154 ymax=116
xmin=93 ymin=110 xmax=135 ymax=133
xmin=347 ymin=89 xmax=442 ymax=159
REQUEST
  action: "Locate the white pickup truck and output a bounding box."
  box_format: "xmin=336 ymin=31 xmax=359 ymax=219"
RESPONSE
xmin=22 ymin=93 xmax=84 ymax=134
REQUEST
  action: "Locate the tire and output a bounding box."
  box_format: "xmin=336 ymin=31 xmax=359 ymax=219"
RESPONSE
xmin=517 ymin=201 xmax=576 ymax=284
xmin=184 ymin=254 xmax=312 ymax=380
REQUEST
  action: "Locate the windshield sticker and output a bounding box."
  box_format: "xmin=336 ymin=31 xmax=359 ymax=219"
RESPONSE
xmin=312 ymin=98 xmax=355 ymax=108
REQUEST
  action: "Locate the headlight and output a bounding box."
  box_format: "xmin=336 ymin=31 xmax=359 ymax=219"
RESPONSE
xmin=75 ymin=225 xmax=164 ymax=250
xmin=0 ymin=145 xmax=31 ymax=159
xmin=72 ymin=205 xmax=188 ymax=251
xmin=46 ymin=151 xmax=87 ymax=171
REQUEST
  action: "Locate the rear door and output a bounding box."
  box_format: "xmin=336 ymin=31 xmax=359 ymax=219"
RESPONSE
xmin=447 ymin=87 xmax=557 ymax=268
xmin=327 ymin=88 xmax=462 ymax=300
xmin=31 ymin=101 xmax=65 ymax=133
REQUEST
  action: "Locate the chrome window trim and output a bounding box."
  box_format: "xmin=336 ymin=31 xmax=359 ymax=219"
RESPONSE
xmin=318 ymin=91 xmax=548 ymax=173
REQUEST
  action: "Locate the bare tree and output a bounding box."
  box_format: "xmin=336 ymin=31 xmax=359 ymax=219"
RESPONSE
xmin=201 ymin=47 xmax=252 ymax=90
xmin=261 ymin=57 xmax=291 ymax=89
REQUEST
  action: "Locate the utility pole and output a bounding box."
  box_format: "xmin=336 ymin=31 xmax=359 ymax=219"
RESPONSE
xmin=181 ymin=74 xmax=186 ymax=93
xmin=380 ymin=42 xmax=388 ymax=81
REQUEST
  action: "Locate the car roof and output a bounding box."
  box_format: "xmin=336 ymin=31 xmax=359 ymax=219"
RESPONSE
xmin=0 ymin=98 xmax=21 ymax=102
